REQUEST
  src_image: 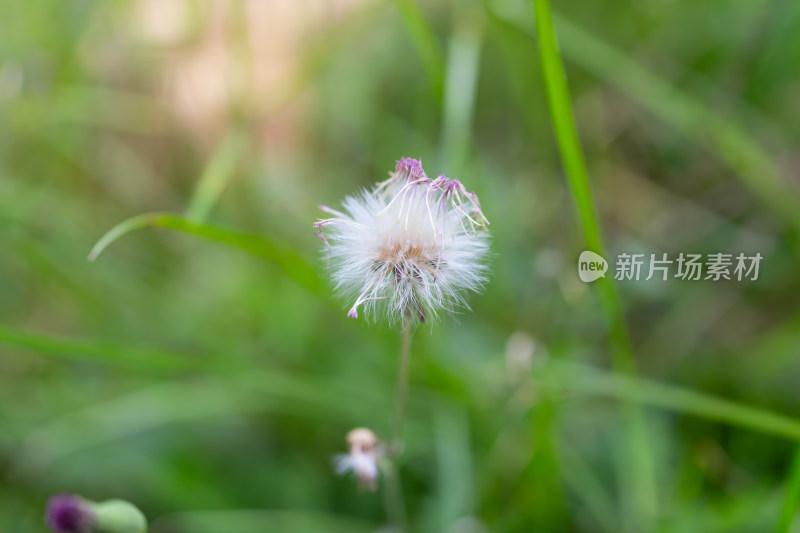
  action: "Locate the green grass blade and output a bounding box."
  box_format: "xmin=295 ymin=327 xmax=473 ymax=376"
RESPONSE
xmin=548 ymin=362 xmax=800 ymax=442
xmin=0 ymin=325 xmax=194 ymax=371
xmin=185 ymin=131 xmax=249 ymax=223
xmin=488 ymin=3 xmax=800 ymax=235
xmin=777 ymin=447 xmax=800 ymax=532
xmin=432 ymin=403 xmax=473 ymax=530
xmin=87 ymin=212 xmax=163 ymax=262
xmin=532 ymin=4 xmax=602 ymax=254
xmin=557 ymin=446 xmax=618 ymax=533
xmin=548 ymin=14 xmax=800 ymax=235
xmin=490 ymin=4 xmax=800 ymax=236
xmin=88 ymin=213 xmax=323 ymax=294
xmin=150 ymin=509 xmax=377 ymax=533
xmin=394 ymin=0 xmax=445 ymax=102
xmin=11 ymin=372 xmax=387 ymax=474
xmin=531 ymin=0 xmax=658 ymax=528
xmin=440 ymin=14 xmax=484 ymax=174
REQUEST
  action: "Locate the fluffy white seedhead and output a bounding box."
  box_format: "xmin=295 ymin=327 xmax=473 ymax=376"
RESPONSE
xmin=315 ymin=158 xmax=490 ymax=325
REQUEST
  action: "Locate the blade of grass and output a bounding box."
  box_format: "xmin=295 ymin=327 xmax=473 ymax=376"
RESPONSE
xmin=88 ymin=213 xmax=323 ymax=294
xmin=394 ymin=0 xmax=445 ymax=102
xmin=549 ymin=13 xmax=800 ymax=237
xmin=381 ymin=458 xmax=410 ymax=532
xmin=531 ymin=0 xmax=658 ymax=529
xmin=556 ymin=446 xmax=618 ymax=533
xmin=431 ymin=403 xmax=473 ymax=531
xmin=150 ymin=509 xmax=377 ymax=533
xmin=489 ymin=3 xmax=800 ymax=237
xmin=777 ymin=448 xmax=800 ymax=532
xmin=439 ymin=12 xmax=483 ymax=174
xmin=186 ymin=130 xmax=248 ymax=223
xmin=546 ymin=361 xmax=800 ymax=442
xmin=0 ymin=325 xmax=195 ymax=372
xmin=11 ymin=370 xmax=389 ymax=476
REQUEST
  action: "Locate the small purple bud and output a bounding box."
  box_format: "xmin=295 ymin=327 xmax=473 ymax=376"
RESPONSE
xmin=46 ymin=494 xmax=94 ymax=533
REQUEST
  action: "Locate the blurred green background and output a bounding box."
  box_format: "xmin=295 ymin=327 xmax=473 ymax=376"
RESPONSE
xmin=2 ymin=0 xmax=800 ymax=531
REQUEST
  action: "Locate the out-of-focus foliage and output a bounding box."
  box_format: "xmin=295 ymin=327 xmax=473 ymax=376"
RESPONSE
xmin=2 ymin=0 xmax=800 ymax=532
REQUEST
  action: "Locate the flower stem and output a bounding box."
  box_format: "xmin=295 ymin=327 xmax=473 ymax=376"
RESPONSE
xmin=382 ymin=458 xmax=410 ymax=531
xmin=392 ymin=321 xmax=413 ymax=452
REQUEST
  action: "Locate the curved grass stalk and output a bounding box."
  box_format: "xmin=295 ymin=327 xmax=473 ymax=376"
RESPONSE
xmin=11 ymin=371 xmax=386 ymax=476
xmin=777 ymin=448 xmax=800 ymax=532
xmin=549 ymin=13 xmax=800 ymax=236
xmin=488 ymin=3 xmax=800 ymax=237
xmin=547 ymin=361 xmax=800 ymax=442
xmin=185 ymin=131 xmax=249 ymax=223
xmin=149 ymin=509 xmax=377 ymax=533
xmin=531 ymin=0 xmax=658 ymax=528
xmin=394 ymin=0 xmax=445 ymax=102
xmin=0 ymin=325 xmax=195 ymax=372
xmin=88 ymin=212 xmax=323 ymax=294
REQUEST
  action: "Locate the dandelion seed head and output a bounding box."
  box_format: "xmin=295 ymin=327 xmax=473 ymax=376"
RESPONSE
xmin=315 ymin=158 xmax=490 ymax=325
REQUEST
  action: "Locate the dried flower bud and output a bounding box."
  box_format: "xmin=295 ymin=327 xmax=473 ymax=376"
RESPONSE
xmin=46 ymin=495 xmax=147 ymax=533
xmin=334 ymin=427 xmax=380 ymax=492
xmin=347 ymin=427 xmax=378 ymax=451
xmin=46 ymin=495 xmax=94 ymax=533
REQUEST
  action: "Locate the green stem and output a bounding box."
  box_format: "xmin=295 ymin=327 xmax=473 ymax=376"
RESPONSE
xmin=392 ymin=322 xmax=413 ymax=451
xmin=777 ymin=447 xmax=800 ymax=532
xmin=382 ymin=458 xmax=410 ymax=532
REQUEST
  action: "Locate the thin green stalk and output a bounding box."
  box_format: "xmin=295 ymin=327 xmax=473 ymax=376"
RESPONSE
xmin=440 ymin=12 xmax=483 ymax=174
xmin=549 ymin=13 xmax=800 ymax=237
xmin=557 ymin=446 xmax=618 ymax=533
xmin=12 ymin=370 xmax=385 ymax=476
xmin=394 ymin=0 xmax=445 ymax=102
xmin=488 ymin=6 xmax=800 ymax=237
xmin=381 ymin=458 xmax=410 ymax=532
xmin=186 ymin=131 xmax=248 ymax=223
xmin=532 ymin=0 xmax=657 ymax=529
xmin=777 ymin=447 xmax=800 ymax=532
xmin=392 ymin=322 xmax=413 ymax=450
xmin=88 ymin=212 xmax=323 ymax=294
xmin=149 ymin=509 xmax=376 ymax=533
xmin=0 ymin=325 xmax=195 ymax=372
xmin=150 ymin=509 xmax=378 ymax=533
xmin=549 ymin=361 xmax=800 ymax=442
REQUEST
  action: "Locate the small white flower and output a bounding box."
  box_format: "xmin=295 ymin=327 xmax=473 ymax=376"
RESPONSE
xmin=315 ymin=158 xmax=490 ymax=324
xmin=334 ymin=427 xmax=380 ymax=492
